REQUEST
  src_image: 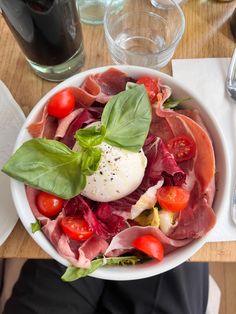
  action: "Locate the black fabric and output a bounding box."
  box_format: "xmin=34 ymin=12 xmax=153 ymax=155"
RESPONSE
xmin=0 ymin=259 xmax=5 ymax=294
xmin=3 ymin=260 xmax=104 ymax=314
xmin=3 ymin=260 xmax=208 ymax=314
xmin=97 ymin=263 xmax=209 ymax=314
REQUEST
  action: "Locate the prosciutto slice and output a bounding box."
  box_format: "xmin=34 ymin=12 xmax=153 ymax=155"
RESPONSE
xmin=152 ymin=85 xmax=216 ymax=239
xmin=54 ymin=108 xmax=85 ymax=139
xmin=27 ymin=106 xmax=58 ymax=139
xmin=27 ymin=68 xmax=131 ymax=139
xmin=90 ymin=67 xmax=134 ymax=103
xmin=26 ymin=186 xmax=108 ymax=268
xmin=105 ymin=226 xmax=192 ymax=257
xmin=169 ymin=189 xmax=216 ymax=239
xmin=43 ymin=218 xmax=108 ymax=268
xmin=25 ymin=186 xmax=49 ymax=225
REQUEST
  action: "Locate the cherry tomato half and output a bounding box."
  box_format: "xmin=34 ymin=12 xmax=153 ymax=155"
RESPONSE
xmin=156 ymin=186 xmax=190 ymax=212
xmin=47 ymin=88 xmax=75 ymax=119
xmin=60 ymin=216 xmax=93 ymax=241
xmin=133 ymin=234 xmax=164 ymax=261
xmin=37 ymin=192 xmax=64 ymax=218
xmin=136 ymin=76 xmax=159 ymax=104
xmin=166 ymin=135 xmax=196 ymax=162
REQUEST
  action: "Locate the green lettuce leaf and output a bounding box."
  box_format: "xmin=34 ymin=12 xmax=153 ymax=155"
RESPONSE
xmin=163 ymin=97 xmax=191 ymax=109
xmin=134 ymin=207 xmax=160 ymax=227
xmin=31 ymin=220 xmax=41 ymax=233
xmin=61 ymin=256 xmax=141 ymax=281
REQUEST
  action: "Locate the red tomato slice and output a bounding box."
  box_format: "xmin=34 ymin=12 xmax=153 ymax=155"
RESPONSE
xmin=166 ymin=135 xmax=196 ymax=162
xmin=133 ymin=235 xmax=164 ymax=261
xmin=37 ymin=192 xmax=64 ymax=218
xmin=60 ymin=216 xmax=93 ymax=241
xmin=47 ymin=88 xmax=75 ymax=119
xmin=156 ymin=186 xmax=190 ymax=212
xmin=136 ymin=76 xmax=159 ymax=104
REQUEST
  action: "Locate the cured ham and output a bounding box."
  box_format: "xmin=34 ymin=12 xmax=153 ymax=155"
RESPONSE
xmin=105 ymin=226 xmax=192 ymax=257
xmin=154 ymin=84 xmax=215 ymax=192
xmin=91 ymin=67 xmax=135 ymax=102
xmin=27 ymin=68 xmax=133 ymax=138
xmin=26 ymin=186 xmax=108 ymax=268
xmin=43 ymin=218 xmax=108 ymax=268
xmin=27 ymin=106 xmax=58 ymax=139
xmin=25 ymin=186 xmax=49 ymax=225
xmin=169 ymin=193 xmax=216 ymax=239
xmin=152 ymin=84 xmax=216 ymax=240
xmin=55 ymin=108 xmax=84 ymax=139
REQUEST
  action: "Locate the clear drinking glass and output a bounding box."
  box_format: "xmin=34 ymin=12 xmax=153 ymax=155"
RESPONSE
xmin=0 ymin=0 xmax=85 ymax=81
xmin=104 ymin=0 xmax=185 ymax=69
xmin=77 ymin=0 xmax=110 ymax=25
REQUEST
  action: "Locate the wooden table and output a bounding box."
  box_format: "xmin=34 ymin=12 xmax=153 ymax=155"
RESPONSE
xmin=0 ymin=0 xmax=236 ymax=262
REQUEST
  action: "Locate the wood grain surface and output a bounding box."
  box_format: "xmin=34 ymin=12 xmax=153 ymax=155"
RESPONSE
xmin=0 ymin=0 xmax=236 ymax=261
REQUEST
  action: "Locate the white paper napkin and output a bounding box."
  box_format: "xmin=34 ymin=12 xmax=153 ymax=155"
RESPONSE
xmin=0 ymin=81 xmax=25 ymax=246
xmin=172 ymin=57 xmax=236 ymax=242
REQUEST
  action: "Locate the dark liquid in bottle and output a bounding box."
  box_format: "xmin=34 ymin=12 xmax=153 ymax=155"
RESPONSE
xmin=0 ymin=0 xmax=83 ymax=66
xmin=230 ymin=8 xmax=236 ymax=42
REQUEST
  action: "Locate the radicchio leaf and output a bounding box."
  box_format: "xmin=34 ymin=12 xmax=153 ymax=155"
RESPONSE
xmin=63 ymin=196 xmax=126 ymax=239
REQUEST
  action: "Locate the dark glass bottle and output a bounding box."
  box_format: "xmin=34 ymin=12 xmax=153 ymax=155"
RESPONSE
xmin=0 ymin=0 xmax=83 ymax=66
xmin=230 ymin=8 xmax=236 ymax=41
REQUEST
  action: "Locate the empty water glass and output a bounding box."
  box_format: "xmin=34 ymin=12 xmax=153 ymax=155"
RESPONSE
xmin=78 ymin=0 xmax=110 ymax=25
xmin=104 ymin=0 xmax=185 ymax=69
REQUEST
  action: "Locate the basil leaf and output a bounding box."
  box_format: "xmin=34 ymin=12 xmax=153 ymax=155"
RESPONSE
xmin=2 ymin=138 xmax=86 ymax=199
xmin=101 ymin=85 xmax=151 ymax=152
xmin=31 ymin=220 xmax=41 ymax=233
xmin=61 ymin=256 xmax=141 ymax=281
xmin=163 ymin=97 xmax=191 ymax=109
xmin=80 ymin=148 xmax=102 ymax=176
xmin=75 ymin=124 xmax=106 ymax=148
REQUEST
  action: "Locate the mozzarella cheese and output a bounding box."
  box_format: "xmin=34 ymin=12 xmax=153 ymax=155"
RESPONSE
xmin=81 ymin=141 xmax=147 ymax=202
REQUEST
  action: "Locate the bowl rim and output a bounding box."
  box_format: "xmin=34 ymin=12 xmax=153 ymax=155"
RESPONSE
xmin=10 ymin=65 xmax=231 ymax=280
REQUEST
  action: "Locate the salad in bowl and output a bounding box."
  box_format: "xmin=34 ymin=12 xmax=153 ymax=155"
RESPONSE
xmin=2 ymin=66 xmax=229 ymax=281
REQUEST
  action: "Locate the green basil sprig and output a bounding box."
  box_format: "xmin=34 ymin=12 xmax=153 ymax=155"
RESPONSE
xmin=75 ymin=124 xmax=106 ymax=148
xmin=2 ymin=138 xmax=88 ymax=199
xmin=75 ymin=84 xmax=151 ymax=152
xmin=2 ymin=84 xmax=151 ymax=199
xmin=80 ymin=148 xmax=102 ymax=176
xmin=102 ymin=85 xmax=151 ymax=152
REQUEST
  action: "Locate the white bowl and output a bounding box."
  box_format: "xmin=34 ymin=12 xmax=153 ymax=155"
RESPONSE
xmin=11 ymin=65 xmax=230 ymax=280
